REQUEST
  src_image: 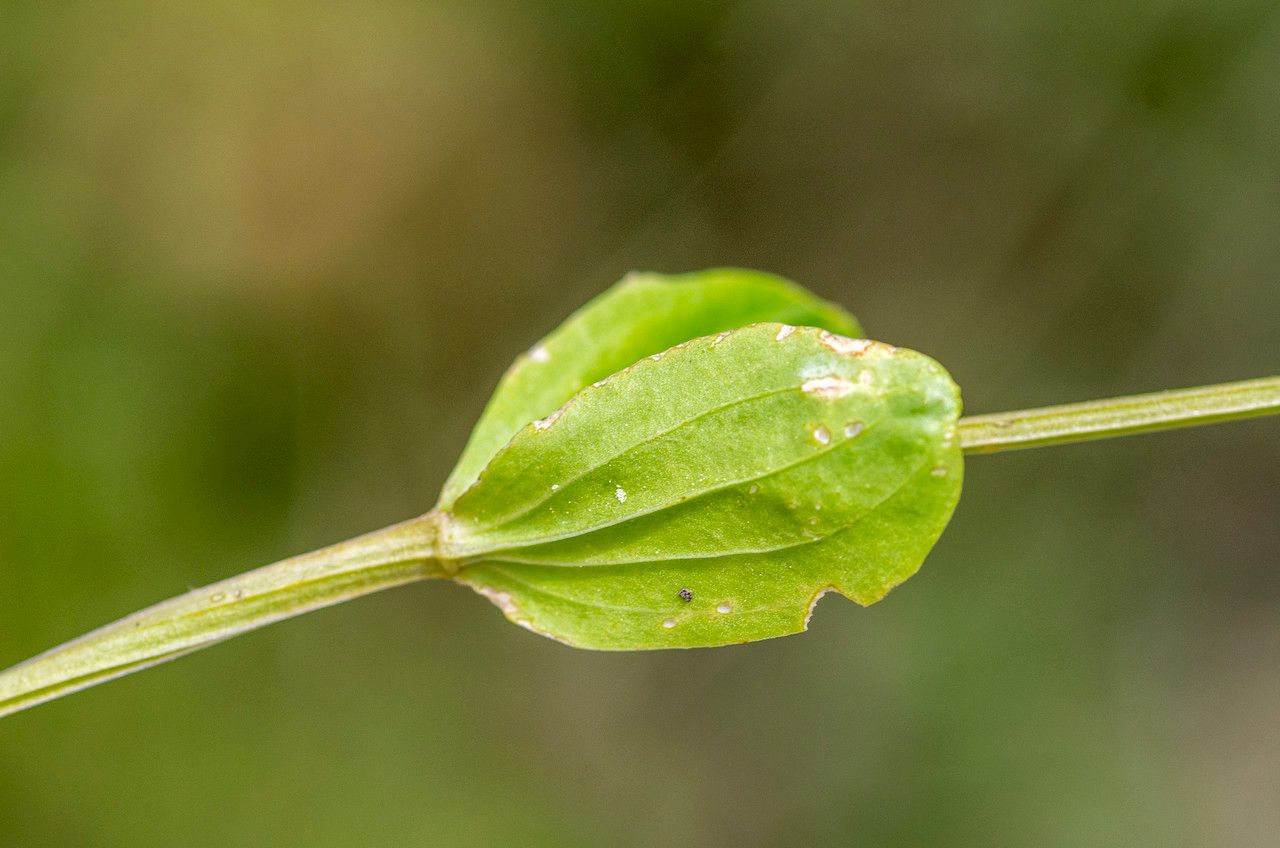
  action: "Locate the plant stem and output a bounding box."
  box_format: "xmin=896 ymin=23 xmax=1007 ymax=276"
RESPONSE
xmin=0 ymin=514 xmax=446 ymax=720
xmin=2 ymin=377 xmax=1276 ymax=721
xmin=959 ymin=375 xmax=1280 ymax=454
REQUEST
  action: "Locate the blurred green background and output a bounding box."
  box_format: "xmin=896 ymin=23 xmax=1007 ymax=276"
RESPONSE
xmin=2 ymin=1 xmax=1278 ymax=845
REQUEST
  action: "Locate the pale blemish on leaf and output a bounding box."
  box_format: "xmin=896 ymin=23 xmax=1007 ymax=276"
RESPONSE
xmin=475 ymin=586 xmax=519 ymax=615
xmin=533 ymin=409 xmax=562 ymax=431
xmin=819 ymin=331 xmax=873 ymax=356
xmin=801 ymin=375 xmax=857 ymax=399
xmin=804 ymin=587 xmax=837 ymax=627
xmin=775 ymin=324 xmax=796 ymax=341
xmin=813 ymin=425 xmax=832 ymax=445
xmin=528 ymin=345 xmax=551 ymax=363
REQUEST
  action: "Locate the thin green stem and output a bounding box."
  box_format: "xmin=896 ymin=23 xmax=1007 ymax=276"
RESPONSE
xmin=0 ymin=513 xmax=446 ymax=720
xmin=959 ymin=375 xmax=1280 ymax=454
xmin=3 ymin=377 xmax=1277 ymax=721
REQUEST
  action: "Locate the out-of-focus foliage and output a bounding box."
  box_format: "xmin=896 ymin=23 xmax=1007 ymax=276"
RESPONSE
xmin=1 ymin=1 xmax=1277 ymax=846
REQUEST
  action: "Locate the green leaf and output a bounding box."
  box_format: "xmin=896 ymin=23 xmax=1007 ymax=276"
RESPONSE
xmin=437 ymin=269 xmax=861 ymax=508
xmin=443 ymin=323 xmax=962 ymax=649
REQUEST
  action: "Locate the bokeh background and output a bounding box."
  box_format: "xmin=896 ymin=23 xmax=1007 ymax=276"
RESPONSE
xmin=2 ymin=1 xmax=1278 ymax=845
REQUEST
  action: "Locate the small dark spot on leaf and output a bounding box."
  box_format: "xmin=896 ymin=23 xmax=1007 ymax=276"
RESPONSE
xmin=678 ymin=587 xmax=694 ymax=602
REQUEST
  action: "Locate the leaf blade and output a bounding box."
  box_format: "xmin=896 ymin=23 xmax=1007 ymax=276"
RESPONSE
xmin=446 ymin=324 xmax=962 ymax=649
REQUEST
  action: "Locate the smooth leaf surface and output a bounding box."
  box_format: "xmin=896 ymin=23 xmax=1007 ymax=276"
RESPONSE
xmin=444 ymin=324 xmax=962 ymax=649
xmin=437 ymin=269 xmax=861 ymax=508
